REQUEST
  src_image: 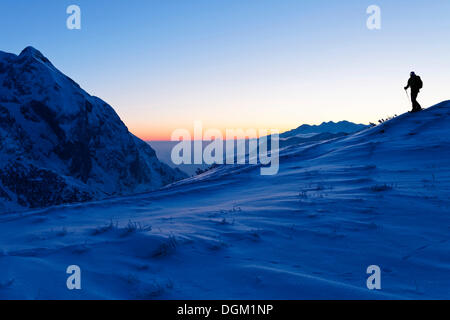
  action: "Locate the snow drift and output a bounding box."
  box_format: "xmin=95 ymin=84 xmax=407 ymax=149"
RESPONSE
xmin=0 ymin=100 xmax=449 ymax=299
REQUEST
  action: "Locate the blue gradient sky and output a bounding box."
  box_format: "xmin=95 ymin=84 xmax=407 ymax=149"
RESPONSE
xmin=1 ymin=0 xmax=449 ymax=140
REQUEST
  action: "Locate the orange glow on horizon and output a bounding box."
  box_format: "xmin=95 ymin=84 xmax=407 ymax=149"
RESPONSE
xmin=131 ymin=126 xmax=292 ymax=141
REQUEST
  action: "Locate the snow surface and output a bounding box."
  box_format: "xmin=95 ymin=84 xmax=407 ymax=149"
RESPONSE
xmin=1 ymin=101 xmax=450 ymax=299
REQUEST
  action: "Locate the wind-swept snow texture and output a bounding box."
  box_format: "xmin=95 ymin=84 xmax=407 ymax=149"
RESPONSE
xmin=1 ymin=101 xmax=449 ymax=299
xmin=0 ymin=47 xmax=186 ymax=213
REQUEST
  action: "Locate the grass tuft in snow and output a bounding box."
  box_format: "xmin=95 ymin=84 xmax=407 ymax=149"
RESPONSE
xmin=91 ymin=220 xmax=152 ymax=237
xmin=152 ymin=235 xmax=178 ymax=258
xmin=91 ymin=220 xmax=119 ymax=236
xmin=121 ymin=220 xmax=152 ymax=237
xmin=0 ymin=279 xmax=15 ymax=289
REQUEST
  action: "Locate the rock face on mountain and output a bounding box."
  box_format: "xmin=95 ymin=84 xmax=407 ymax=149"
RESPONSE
xmin=0 ymin=47 xmax=186 ymax=213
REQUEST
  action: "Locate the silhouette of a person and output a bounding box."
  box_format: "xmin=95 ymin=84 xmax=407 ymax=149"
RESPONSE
xmin=404 ymin=72 xmax=423 ymax=112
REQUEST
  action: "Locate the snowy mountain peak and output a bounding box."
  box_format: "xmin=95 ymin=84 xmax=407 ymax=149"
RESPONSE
xmin=20 ymin=46 xmax=43 ymax=57
xmin=0 ymin=47 xmax=187 ymax=213
xmin=18 ymin=46 xmax=54 ymax=67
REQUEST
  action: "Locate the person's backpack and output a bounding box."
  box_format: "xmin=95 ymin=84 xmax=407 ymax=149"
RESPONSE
xmin=416 ymin=76 xmax=423 ymax=89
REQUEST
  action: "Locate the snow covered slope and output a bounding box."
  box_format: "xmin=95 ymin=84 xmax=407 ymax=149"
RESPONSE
xmin=0 ymin=101 xmax=449 ymax=299
xmin=0 ymin=47 xmax=186 ymax=213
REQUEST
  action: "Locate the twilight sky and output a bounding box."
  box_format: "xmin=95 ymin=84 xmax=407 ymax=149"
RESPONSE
xmin=1 ymin=0 xmax=449 ymax=140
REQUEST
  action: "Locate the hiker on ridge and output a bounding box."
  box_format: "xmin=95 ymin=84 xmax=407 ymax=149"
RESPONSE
xmin=404 ymin=72 xmax=423 ymax=112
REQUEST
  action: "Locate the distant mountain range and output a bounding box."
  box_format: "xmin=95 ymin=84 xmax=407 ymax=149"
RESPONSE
xmin=281 ymin=121 xmax=369 ymax=138
xmin=149 ymin=121 xmax=369 ymax=176
xmin=275 ymin=121 xmax=369 ymax=149
xmin=0 ymin=47 xmax=186 ymax=213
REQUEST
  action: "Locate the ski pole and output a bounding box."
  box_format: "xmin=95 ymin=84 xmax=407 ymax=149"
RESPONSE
xmin=404 ymin=88 xmax=410 ymax=101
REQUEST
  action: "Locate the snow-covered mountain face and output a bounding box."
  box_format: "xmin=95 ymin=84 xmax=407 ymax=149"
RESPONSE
xmin=0 ymin=47 xmax=186 ymax=213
